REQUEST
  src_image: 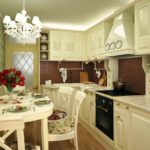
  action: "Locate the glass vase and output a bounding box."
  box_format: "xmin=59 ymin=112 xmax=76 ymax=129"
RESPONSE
xmin=6 ymin=85 xmax=13 ymax=100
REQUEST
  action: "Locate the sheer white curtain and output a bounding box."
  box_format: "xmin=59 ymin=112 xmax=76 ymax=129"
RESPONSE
xmin=13 ymin=52 xmax=34 ymax=88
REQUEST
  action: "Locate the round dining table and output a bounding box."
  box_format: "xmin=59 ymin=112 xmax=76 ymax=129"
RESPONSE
xmin=0 ymin=94 xmax=54 ymax=150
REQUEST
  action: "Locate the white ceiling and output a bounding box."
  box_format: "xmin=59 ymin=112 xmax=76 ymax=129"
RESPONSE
xmin=0 ymin=0 xmax=135 ymax=31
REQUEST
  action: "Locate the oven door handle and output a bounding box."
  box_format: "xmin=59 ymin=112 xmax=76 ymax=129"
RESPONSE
xmin=96 ymin=106 xmax=108 ymax=113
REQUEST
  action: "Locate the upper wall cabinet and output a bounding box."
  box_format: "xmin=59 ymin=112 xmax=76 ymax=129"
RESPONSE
xmin=86 ymin=27 xmax=97 ymax=60
xmin=135 ymin=0 xmax=150 ymax=54
xmin=64 ymin=32 xmax=83 ymax=61
xmin=50 ymin=31 xmax=64 ymax=61
xmin=85 ymin=21 xmax=112 ymax=61
xmin=50 ymin=30 xmax=83 ymax=61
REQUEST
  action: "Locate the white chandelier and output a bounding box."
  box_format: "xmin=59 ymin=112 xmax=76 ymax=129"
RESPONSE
xmin=3 ymin=0 xmax=42 ymax=40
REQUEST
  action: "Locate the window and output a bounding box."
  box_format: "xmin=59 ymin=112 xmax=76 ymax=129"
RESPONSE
xmin=13 ymin=52 xmax=34 ymax=88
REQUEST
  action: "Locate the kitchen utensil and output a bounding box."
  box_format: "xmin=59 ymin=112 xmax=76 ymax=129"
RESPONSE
xmin=99 ymin=78 xmax=105 ymax=86
xmin=99 ymin=71 xmax=107 ymax=86
xmin=80 ymin=72 xmax=89 ymax=83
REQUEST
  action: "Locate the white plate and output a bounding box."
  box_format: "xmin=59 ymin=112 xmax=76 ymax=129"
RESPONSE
xmin=41 ymin=35 xmax=47 ymax=41
xmin=41 ymin=53 xmax=47 ymax=59
xmin=41 ymin=45 xmax=47 ymax=50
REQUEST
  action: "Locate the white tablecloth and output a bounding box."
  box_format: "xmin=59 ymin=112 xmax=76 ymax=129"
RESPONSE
xmin=0 ymin=95 xmax=54 ymax=150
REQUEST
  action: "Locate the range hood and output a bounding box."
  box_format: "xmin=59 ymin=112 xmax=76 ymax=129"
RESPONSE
xmin=102 ymin=12 xmax=135 ymax=57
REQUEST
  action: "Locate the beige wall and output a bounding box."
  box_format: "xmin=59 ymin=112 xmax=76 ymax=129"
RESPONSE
xmin=5 ymin=36 xmax=39 ymax=88
xmin=0 ymin=17 xmax=5 ymax=71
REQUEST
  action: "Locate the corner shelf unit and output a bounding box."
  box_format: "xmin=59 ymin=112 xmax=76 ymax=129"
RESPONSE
xmin=40 ymin=32 xmax=49 ymax=61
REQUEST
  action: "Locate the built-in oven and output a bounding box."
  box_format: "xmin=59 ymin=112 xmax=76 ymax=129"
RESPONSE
xmin=96 ymin=94 xmax=113 ymax=140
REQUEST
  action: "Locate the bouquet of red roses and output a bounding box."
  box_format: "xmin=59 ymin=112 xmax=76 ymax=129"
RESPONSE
xmin=0 ymin=68 xmax=25 ymax=92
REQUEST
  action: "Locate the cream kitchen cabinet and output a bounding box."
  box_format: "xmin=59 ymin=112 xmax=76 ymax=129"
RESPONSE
xmin=86 ymin=25 xmax=103 ymax=61
xmin=97 ymin=24 xmax=105 ymax=56
xmin=87 ymin=27 xmax=97 ymax=60
xmin=80 ymin=92 xmax=91 ymax=124
xmin=80 ymin=91 xmax=95 ymax=127
xmin=50 ymin=31 xmax=64 ymax=60
xmin=64 ymin=32 xmax=83 ymax=61
xmin=114 ymin=102 xmax=130 ymax=150
xmin=50 ymin=30 xmax=83 ymax=61
xmin=130 ymin=108 xmax=150 ymax=150
xmin=89 ymin=92 xmax=96 ymax=129
xmin=86 ymin=21 xmax=112 ymax=61
xmin=135 ymin=0 xmax=150 ymax=54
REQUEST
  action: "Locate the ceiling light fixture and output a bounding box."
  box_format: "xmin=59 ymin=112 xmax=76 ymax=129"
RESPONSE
xmin=3 ymin=0 xmax=42 ymax=41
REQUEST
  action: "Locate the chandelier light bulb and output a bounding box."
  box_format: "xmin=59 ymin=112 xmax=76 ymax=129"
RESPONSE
xmin=15 ymin=13 xmax=23 ymax=22
xmin=10 ymin=21 xmax=17 ymax=28
xmin=32 ymin=16 xmax=40 ymax=24
xmin=3 ymin=16 xmax=11 ymax=24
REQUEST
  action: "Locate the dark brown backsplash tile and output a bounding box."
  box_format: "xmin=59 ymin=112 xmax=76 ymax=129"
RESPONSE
xmin=119 ymin=57 xmax=145 ymax=94
xmin=40 ymin=61 xmax=105 ymax=84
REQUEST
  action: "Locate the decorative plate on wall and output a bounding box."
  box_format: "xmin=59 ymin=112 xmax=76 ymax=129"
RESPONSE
xmin=116 ymin=40 xmax=122 ymax=49
xmin=110 ymin=42 xmax=116 ymax=50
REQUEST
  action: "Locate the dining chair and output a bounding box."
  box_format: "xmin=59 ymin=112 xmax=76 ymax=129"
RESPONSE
xmin=48 ymin=86 xmax=74 ymax=121
xmin=0 ymin=116 xmax=25 ymax=150
xmin=48 ymin=91 xmax=86 ymax=150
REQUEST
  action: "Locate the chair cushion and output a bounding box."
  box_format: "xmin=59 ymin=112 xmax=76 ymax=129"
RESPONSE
xmin=48 ymin=119 xmax=74 ymax=134
xmin=48 ymin=109 xmax=67 ymax=121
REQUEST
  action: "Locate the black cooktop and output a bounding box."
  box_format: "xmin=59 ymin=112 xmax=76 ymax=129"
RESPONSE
xmin=96 ymin=90 xmax=142 ymax=96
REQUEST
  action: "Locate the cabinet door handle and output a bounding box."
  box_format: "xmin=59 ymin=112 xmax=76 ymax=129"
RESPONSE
xmin=126 ymin=106 xmax=129 ymax=109
xmin=116 ymin=115 xmax=120 ymax=119
xmin=117 ymin=103 xmax=120 ymax=106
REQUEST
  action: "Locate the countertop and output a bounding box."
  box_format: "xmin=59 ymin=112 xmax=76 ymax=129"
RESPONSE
xmin=42 ymin=83 xmax=111 ymax=91
xmin=114 ymin=95 xmax=150 ymax=113
xmin=95 ymin=91 xmax=150 ymax=113
xmin=42 ymin=83 xmax=150 ymax=113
